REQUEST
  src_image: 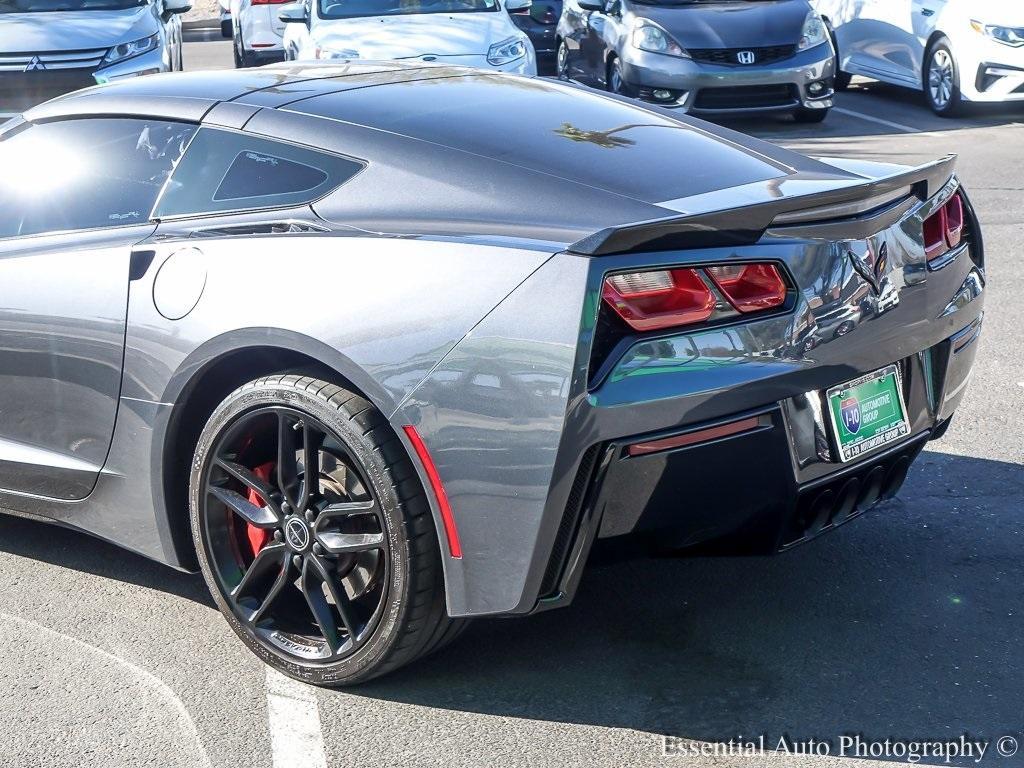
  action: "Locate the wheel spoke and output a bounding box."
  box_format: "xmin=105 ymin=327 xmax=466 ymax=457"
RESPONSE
xmin=217 ymin=459 xmax=280 ymax=510
xmin=251 ymin=550 xmax=294 ymax=625
xmin=277 ymin=412 xmax=301 ymax=510
xmin=209 ymin=486 xmax=279 ymax=528
xmin=301 ymin=557 xmax=345 ymax=652
xmin=306 ymin=555 xmax=359 ymax=641
xmin=319 ymin=500 xmax=378 ymax=521
xmin=316 ymin=531 xmax=385 ymax=555
xmin=297 ymin=421 xmax=323 ymax=512
xmin=231 ymin=543 xmax=287 ymax=603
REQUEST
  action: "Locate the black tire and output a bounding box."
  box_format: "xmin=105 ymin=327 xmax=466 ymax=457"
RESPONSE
xmin=924 ymin=37 xmax=964 ymax=117
xmin=607 ymin=57 xmax=632 ymax=96
xmin=233 ymin=30 xmax=256 ymax=68
xmin=827 ymin=26 xmax=851 ymax=91
xmin=221 ymin=19 xmax=233 ymax=39
xmin=793 ymin=107 xmax=829 ymax=124
xmin=190 ymin=374 xmax=460 ymax=686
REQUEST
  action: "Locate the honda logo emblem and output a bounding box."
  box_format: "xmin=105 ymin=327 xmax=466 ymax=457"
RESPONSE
xmin=736 ymin=50 xmax=756 ymax=65
xmin=24 ymin=56 xmax=44 ymax=72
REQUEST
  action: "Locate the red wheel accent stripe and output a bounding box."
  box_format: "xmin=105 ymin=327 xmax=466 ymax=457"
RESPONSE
xmin=402 ymin=426 xmax=463 ymax=559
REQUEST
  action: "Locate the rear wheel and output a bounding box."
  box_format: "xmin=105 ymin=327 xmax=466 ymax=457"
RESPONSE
xmin=925 ymin=38 xmax=964 ymax=117
xmin=233 ymin=29 xmax=256 ymax=68
xmin=190 ymin=374 xmax=461 ymax=685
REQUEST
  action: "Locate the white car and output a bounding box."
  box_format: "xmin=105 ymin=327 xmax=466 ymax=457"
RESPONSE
xmin=279 ymin=0 xmax=537 ymax=75
xmin=228 ymin=0 xmax=289 ymax=66
xmin=815 ymin=0 xmax=1024 ymax=115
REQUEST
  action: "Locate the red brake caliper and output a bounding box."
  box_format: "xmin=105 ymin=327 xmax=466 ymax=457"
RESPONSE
xmin=245 ymin=462 xmax=276 ymax=556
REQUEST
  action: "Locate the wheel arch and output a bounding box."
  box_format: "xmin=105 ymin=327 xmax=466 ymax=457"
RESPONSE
xmin=152 ymin=330 xmax=408 ymax=572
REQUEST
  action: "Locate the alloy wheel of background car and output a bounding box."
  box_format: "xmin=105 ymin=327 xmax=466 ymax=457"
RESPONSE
xmin=925 ymin=39 xmax=963 ymax=117
xmin=190 ymin=375 xmax=466 ymax=685
xmin=556 ymin=40 xmax=569 ymax=80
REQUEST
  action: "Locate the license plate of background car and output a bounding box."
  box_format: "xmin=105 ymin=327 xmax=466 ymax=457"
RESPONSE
xmin=826 ymin=363 xmax=910 ymax=463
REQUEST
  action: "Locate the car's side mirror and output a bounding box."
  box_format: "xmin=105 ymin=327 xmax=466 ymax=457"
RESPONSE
xmin=577 ymin=0 xmax=603 ymax=11
xmin=505 ymin=0 xmax=532 ymax=12
xmin=163 ymin=0 xmax=191 ymax=16
xmin=279 ymin=2 xmax=307 ymax=23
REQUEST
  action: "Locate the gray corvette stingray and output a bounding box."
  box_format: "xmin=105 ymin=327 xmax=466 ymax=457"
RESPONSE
xmin=0 ymin=62 xmax=984 ymax=685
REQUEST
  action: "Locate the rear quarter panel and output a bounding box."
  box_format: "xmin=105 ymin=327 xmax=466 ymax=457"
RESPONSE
xmin=112 ymin=232 xmax=553 ymax=570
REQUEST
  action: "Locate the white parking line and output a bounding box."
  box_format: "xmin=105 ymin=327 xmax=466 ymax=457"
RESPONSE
xmin=265 ymin=667 xmax=329 ymax=768
xmin=2 ymin=612 xmax=213 ymax=768
xmin=834 ymin=107 xmax=940 ymax=137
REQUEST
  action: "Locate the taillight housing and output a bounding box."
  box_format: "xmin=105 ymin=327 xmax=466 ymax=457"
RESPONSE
xmin=706 ymin=263 xmax=788 ymax=313
xmin=601 ymin=263 xmax=788 ymax=333
xmin=923 ymin=191 xmax=965 ymax=263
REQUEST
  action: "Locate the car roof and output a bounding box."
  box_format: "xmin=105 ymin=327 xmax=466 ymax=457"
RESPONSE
xmin=22 ymin=63 xmax=867 ymax=251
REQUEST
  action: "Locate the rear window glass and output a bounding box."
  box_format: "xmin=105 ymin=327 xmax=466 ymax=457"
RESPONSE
xmin=154 ymin=128 xmax=363 ymax=218
xmin=214 ymin=151 xmax=328 ymax=201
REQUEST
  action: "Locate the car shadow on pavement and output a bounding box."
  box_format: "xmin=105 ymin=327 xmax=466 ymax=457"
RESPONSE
xmin=354 ymin=449 xmax=1024 ymax=752
xmin=0 ymin=513 xmax=213 ymax=606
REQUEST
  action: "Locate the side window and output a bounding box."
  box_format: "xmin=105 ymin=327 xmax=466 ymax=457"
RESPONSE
xmin=153 ymin=129 xmax=364 ymax=218
xmin=0 ymin=118 xmax=196 ymax=240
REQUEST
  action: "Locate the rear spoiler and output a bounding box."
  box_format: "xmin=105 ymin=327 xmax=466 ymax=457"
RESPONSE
xmin=568 ymin=154 xmax=957 ymax=256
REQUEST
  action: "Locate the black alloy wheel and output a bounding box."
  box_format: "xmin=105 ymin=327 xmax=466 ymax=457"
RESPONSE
xmin=191 ymin=375 xmax=466 ymax=685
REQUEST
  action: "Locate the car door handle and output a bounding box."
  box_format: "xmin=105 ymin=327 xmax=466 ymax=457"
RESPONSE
xmin=920 ymin=7 xmax=934 ymax=16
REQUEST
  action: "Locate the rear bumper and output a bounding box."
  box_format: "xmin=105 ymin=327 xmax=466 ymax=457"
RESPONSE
xmin=531 ymin=181 xmax=986 ymax=614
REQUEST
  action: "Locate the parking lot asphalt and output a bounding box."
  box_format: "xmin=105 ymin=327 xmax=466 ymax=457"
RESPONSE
xmin=1 ymin=35 xmax=1022 ymax=768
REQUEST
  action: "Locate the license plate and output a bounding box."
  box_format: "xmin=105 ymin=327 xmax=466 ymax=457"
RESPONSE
xmin=826 ymin=364 xmax=910 ymax=463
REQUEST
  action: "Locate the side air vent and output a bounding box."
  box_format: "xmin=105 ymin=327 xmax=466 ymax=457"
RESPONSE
xmin=540 ymin=444 xmax=602 ymax=597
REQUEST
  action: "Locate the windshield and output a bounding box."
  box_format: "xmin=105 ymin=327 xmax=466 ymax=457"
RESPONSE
xmin=318 ymin=0 xmax=497 ymax=19
xmin=0 ymin=0 xmax=146 ymax=11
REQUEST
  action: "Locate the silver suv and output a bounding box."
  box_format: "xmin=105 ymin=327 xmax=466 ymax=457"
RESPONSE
xmin=0 ymin=0 xmax=191 ymax=118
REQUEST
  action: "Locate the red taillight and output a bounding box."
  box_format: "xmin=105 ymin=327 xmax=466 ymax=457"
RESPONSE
xmin=601 ymin=263 xmax=787 ymax=332
xmin=602 ymin=268 xmax=715 ymax=332
xmin=923 ymin=192 xmax=966 ymax=262
xmin=706 ymin=263 xmax=787 ymax=313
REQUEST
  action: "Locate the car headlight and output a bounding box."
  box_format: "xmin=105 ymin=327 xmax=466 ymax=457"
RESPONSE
xmin=315 ymin=47 xmax=360 ymax=60
xmin=488 ymin=36 xmax=528 ymax=66
xmin=971 ymin=20 xmax=1024 ymax=47
xmin=103 ymin=34 xmax=160 ymax=66
xmin=631 ymin=20 xmax=688 ymax=58
xmin=797 ymin=12 xmax=828 ymax=51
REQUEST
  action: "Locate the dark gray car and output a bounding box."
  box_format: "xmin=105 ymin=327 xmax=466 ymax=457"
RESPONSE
xmin=556 ymin=0 xmax=835 ymax=121
xmin=0 ymin=64 xmax=983 ymax=685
